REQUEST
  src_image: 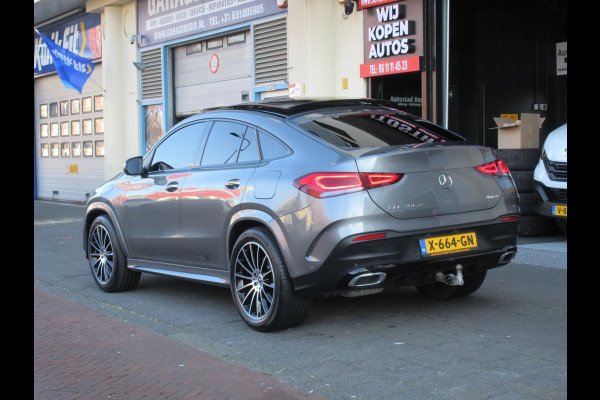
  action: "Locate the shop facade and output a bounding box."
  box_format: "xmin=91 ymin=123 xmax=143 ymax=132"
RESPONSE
xmin=34 ymin=12 xmax=105 ymax=202
xmin=287 ymin=0 xmax=567 ymax=147
xmin=34 ymin=0 xmax=566 ymax=204
xmin=135 ymin=0 xmax=290 ymax=153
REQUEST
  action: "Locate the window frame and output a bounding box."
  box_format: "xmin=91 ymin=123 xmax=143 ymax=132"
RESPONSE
xmin=197 ymin=119 xmax=264 ymax=168
xmin=145 ymin=120 xmax=210 ymax=174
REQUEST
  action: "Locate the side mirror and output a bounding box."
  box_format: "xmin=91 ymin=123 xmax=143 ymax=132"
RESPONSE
xmin=123 ymin=156 xmax=144 ymax=176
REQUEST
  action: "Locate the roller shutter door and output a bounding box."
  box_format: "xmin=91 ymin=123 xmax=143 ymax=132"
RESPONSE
xmin=174 ymin=31 xmax=252 ymax=118
xmin=34 ymin=64 xmax=105 ymax=202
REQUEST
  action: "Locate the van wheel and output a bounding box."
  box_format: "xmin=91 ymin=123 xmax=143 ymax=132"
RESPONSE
xmin=230 ymin=227 xmax=312 ymax=331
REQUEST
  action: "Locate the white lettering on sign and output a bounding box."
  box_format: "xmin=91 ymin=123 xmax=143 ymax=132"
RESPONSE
xmin=146 ymin=0 xmax=257 ymax=30
xmin=34 ymin=24 xmax=83 ymax=72
xmin=367 ymin=3 xmax=416 ymax=59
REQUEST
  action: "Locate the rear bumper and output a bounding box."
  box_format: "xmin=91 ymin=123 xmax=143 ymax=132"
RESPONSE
xmin=292 ymin=218 xmax=519 ymax=297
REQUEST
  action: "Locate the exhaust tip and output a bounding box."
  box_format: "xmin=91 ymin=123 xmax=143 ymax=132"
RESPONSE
xmin=348 ymin=272 xmax=387 ymax=288
xmin=498 ymin=250 xmax=516 ymax=265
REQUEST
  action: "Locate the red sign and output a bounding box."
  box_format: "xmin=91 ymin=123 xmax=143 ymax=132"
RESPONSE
xmin=209 ymin=53 xmax=219 ymax=74
xmin=360 ymin=56 xmax=420 ymax=78
xmin=358 ymin=0 xmax=398 ymax=9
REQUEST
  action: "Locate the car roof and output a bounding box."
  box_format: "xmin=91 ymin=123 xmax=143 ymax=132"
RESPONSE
xmin=203 ymin=98 xmax=399 ymax=117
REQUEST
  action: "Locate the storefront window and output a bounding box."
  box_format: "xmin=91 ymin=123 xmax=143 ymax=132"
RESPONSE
xmin=144 ymin=104 xmax=165 ymax=153
xmin=374 ymin=72 xmax=423 ymax=117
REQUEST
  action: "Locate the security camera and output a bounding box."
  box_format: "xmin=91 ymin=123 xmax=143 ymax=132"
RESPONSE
xmin=129 ymin=34 xmax=138 ymax=45
xmin=344 ymin=0 xmax=354 ymax=15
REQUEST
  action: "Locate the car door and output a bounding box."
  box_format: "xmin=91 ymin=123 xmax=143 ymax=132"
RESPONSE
xmin=120 ymin=121 xmax=209 ymax=264
xmin=179 ymin=120 xmax=260 ymax=269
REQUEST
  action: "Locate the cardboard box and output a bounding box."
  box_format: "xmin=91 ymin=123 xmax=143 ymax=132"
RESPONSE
xmin=494 ymin=113 xmax=545 ymax=149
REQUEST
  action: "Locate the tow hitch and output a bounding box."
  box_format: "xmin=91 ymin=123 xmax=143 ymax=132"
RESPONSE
xmin=435 ymin=264 xmax=464 ymax=286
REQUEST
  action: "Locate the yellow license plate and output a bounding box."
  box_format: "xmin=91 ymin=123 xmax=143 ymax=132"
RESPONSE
xmin=552 ymin=205 xmax=567 ymax=217
xmin=420 ymin=232 xmax=478 ymax=256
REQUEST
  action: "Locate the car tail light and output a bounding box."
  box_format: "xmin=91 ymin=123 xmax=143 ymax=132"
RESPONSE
xmin=362 ymin=173 xmax=403 ymax=189
xmin=293 ymin=172 xmax=403 ymax=198
xmin=475 ymin=159 xmax=510 ymax=176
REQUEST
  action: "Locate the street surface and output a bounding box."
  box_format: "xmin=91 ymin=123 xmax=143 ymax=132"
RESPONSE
xmin=34 ymin=200 xmax=567 ymax=399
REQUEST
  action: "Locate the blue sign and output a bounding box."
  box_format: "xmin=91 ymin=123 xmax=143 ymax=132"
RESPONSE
xmin=137 ymin=0 xmax=286 ymax=47
xmin=36 ymin=29 xmax=96 ymax=93
xmin=34 ymin=13 xmax=102 ymax=76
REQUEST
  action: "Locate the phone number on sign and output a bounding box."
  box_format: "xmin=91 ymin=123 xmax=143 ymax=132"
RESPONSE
xmin=215 ymin=4 xmax=264 ymax=25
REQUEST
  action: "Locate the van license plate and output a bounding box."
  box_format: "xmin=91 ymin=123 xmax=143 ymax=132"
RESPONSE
xmin=420 ymin=232 xmax=478 ymax=257
xmin=552 ymin=205 xmax=567 ymax=217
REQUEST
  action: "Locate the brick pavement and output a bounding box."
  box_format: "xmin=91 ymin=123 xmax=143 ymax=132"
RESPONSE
xmin=34 ymin=288 xmax=325 ymax=400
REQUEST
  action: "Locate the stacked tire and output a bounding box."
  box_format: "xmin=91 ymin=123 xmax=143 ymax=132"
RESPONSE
xmin=495 ymin=149 xmax=557 ymax=237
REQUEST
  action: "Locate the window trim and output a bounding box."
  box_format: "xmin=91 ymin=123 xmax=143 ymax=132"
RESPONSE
xmin=146 ymin=120 xmax=211 ymax=174
xmin=257 ymin=128 xmax=293 ymax=161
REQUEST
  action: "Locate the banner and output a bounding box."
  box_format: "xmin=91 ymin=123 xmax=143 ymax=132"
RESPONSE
xmin=137 ymin=0 xmax=286 ymax=47
xmin=35 ymin=29 xmax=95 ymax=94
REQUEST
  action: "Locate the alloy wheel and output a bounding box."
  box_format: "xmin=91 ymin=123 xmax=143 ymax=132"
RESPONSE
xmin=233 ymin=241 xmax=275 ymax=324
xmin=89 ymin=224 xmax=114 ymax=285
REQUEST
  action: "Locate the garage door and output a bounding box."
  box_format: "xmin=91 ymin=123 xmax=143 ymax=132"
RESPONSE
xmin=34 ymin=64 xmax=105 ymax=202
xmin=173 ymin=30 xmax=252 ymax=118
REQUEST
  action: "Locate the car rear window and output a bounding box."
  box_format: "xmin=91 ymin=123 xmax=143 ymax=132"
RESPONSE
xmin=293 ymin=111 xmax=464 ymax=148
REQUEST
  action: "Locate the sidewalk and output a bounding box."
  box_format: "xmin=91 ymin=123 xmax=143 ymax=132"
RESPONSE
xmin=34 ymin=287 xmax=324 ymax=400
xmin=515 ymin=234 xmax=567 ymax=270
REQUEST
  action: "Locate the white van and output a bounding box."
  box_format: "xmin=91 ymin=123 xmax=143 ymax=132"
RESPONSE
xmin=532 ymin=124 xmax=567 ymax=234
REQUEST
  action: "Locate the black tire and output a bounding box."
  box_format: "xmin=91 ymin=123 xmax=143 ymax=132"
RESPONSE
xmin=518 ymin=215 xmax=558 ymax=237
xmin=495 ymin=149 xmax=540 ymax=171
xmin=88 ymin=215 xmax=140 ymax=292
xmin=230 ymin=227 xmax=312 ymax=332
xmin=415 ymin=270 xmax=487 ymax=299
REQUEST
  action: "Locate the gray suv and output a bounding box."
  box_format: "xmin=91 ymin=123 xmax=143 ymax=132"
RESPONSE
xmin=83 ymin=99 xmax=520 ymax=331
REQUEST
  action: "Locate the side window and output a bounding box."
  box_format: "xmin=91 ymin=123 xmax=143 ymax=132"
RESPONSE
xmin=259 ymin=130 xmax=290 ymax=160
xmin=200 ymin=121 xmax=247 ymax=166
xmin=237 ymin=127 xmax=260 ymax=163
xmin=149 ymin=122 xmax=207 ymax=172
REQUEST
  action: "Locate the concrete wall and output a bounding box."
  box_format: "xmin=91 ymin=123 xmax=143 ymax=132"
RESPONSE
xmin=88 ymin=0 xmax=140 ymax=180
xmin=288 ymin=0 xmax=366 ymax=98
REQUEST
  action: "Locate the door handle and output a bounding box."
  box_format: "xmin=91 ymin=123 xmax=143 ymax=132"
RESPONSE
xmin=165 ymin=181 xmax=179 ymax=192
xmin=225 ymin=178 xmax=241 ymax=189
